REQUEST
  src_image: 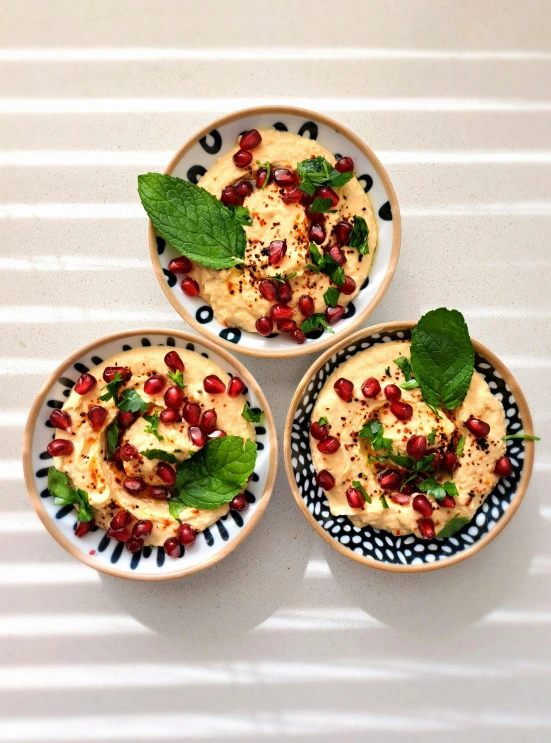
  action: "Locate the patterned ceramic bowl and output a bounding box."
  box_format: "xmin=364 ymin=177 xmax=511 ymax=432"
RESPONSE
xmin=148 ymin=106 xmax=401 ymax=357
xmin=23 ymin=330 xmax=277 ymax=581
xmin=284 ymin=322 xmax=535 ymax=572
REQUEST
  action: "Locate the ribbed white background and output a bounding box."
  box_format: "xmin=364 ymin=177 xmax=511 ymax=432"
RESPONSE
xmin=1 ymin=1 xmax=550 ymax=741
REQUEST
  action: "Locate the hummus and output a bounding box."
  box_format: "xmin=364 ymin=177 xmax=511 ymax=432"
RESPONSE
xmin=50 ymin=347 xmax=255 ymax=546
xmin=189 ymin=128 xmax=378 ymax=335
xmin=310 ymin=341 xmax=507 ymax=537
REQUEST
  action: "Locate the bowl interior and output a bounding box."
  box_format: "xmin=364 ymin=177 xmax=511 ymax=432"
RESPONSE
xmin=290 ymin=327 xmax=528 ymax=568
xmin=26 ymin=332 xmax=273 ymax=579
xmin=152 ymin=108 xmax=398 ymax=355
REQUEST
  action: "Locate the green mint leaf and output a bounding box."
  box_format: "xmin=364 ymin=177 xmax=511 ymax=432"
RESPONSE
xmin=318 ymin=416 xmax=328 ymax=426
xmin=385 ymin=366 xmax=391 ymax=377
xmin=323 ymin=286 xmax=340 ymax=308
xmin=400 ymin=379 xmax=420 ymax=390
xmin=456 ymin=434 xmax=466 ymax=456
xmin=296 ymin=157 xmax=332 ymax=196
xmin=48 ymin=467 xmax=93 ymax=522
xmin=143 ymin=412 xmax=163 ymax=442
xmin=352 ymin=480 xmax=372 ymax=504
xmin=388 ymin=453 xmax=417 ymax=470
xmin=301 ymin=313 xmax=334 ymax=335
xmin=173 ymin=436 xmax=257 ymax=510
xmin=410 ymin=308 xmax=475 ymax=410
xmin=168 ymin=370 xmax=185 ymax=389
xmin=359 ymin=420 xmax=393 ymax=452
xmin=380 ymin=494 xmax=389 ymax=509
xmin=427 ymin=429 xmax=436 ymax=446
xmin=443 ymin=481 xmax=458 ymax=496
xmin=349 ymin=215 xmax=369 ymax=254
xmin=118 ymin=389 xmax=148 ymax=414
xmin=419 ymin=476 xmax=447 ymax=501
xmin=503 ymin=433 xmax=541 ymax=441
xmin=168 ymin=498 xmax=184 ymax=521
xmin=394 ymin=356 xmax=413 ymax=381
xmin=107 ymin=422 xmax=119 ymax=458
xmin=310 ymin=197 xmax=333 ymax=214
xmin=331 ymin=266 xmax=345 ymax=287
xmin=99 ymin=372 xmax=124 ymax=403
xmin=140 ymin=449 xmax=178 ymax=463
xmin=228 ymin=205 xmax=253 ymax=226
xmin=75 ymin=489 xmax=94 ymax=522
xmin=256 ymin=161 xmax=271 ymax=190
xmin=329 ymin=170 xmax=355 ymax=189
xmin=242 ymin=403 xmax=264 ymax=423
xmin=437 ymin=515 xmax=470 ymax=538
xmin=137 ymin=173 xmax=246 ymax=270
xmin=309 ymin=242 xmax=323 ymax=264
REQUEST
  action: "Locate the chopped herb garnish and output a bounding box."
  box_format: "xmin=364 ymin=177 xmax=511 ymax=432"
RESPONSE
xmin=256 ymin=160 xmax=271 ymax=190
xmin=307 ymin=243 xmax=345 ymax=286
xmin=400 ymin=379 xmax=420 ymax=390
xmin=143 ymin=411 xmax=163 ymax=442
xmin=394 ymin=356 xmax=413 ymax=381
xmin=318 ymin=416 xmax=328 ymax=426
xmin=296 ymin=156 xmax=353 ymax=196
xmin=419 ymin=476 xmax=458 ymax=502
xmin=352 ymin=480 xmax=372 ymax=504
xmin=380 ymin=494 xmax=389 ymax=509
xmin=242 ymin=403 xmax=264 ymax=423
xmin=168 ymin=369 xmax=185 ymax=389
xmin=502 ymin=434 xmax=541 ymax=441
xmin=301 ymin=313 xmax=334 ymax=335
xmin=359 ymin=420 xmax=393 ymax=452
xmin=107 ymin=421 xmax=119 ymax=458
xmin=385 ymin=367 xmax=391 ymax=377
xmin=269 ymin=272 xmax=297 ymax=284
xmin=323 ymin=286 xmax=340 ymax=308
xmin=228 ymin=205 xmax=252 ymax=226
xmin=427 ymin=429 xmax=437 ymax=446
xmin=140 ymin=449 xmax=178 ymax=463
xmin=309 ymin=196 xmax=334 ymax=214
xmin=456 ymin=434 xmax=466 ymax=456
xmin=437 ymin=515 xmax=470 ymax=538
xmin=47 ymin=467 xmax=94 ymax=522
xmin=118 ymin=389 xmax=148 ymax=414
xmin=99 ymin=371 xmax=124 ymax=403
xmin=349 ymin=215 xmax=369 ymax=254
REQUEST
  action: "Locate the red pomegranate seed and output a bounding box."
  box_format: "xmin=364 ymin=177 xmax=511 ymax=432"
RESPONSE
xmin=440 ymin=495 xmax=456 ymax=509
xmin=49 ymin=409 xmax=72 ymax=432
xmin=308 ymin=223 xmax=326 ymax=244
xmin=75 ymin=519 xmax=94 ymax=537
xmin=123 ymin=477 xmax=146 ymax=495
xmin=315 ymin=469 xmax=335 ymax=490
xmin=401 ymin=480 xmax=423 ymax=496
xmin=159 ymin=408 xmax=181 ymax=425
xmin=429 ymin=450 xmax=441 ymax=470
xmin=441 ymin=452 xmax=457 ymax=471
xmin=300 ymin=190 xmax=314 ymax=207
xmin=236 ymin=180 xmax=253 ymax=198
xmin=412 ymin=494 xmax=433 ymax=517
xmin=334 ymin=221 xmax=353 ymax=245
xmin=189 ymin=426 xmax=207 ymax=448
xmin=278 ymin=319 xmax=297 ymax=334
xmin=108 ymin=527 xmax=130 ymax=542
xmin=378 ymin=469 xmax=402 ymax=490
xmin=384 ymin=384 xmax=401 ymax=401
xmin=164 ymin=351 xmax=184 ymax=373
xmin=157 ymin=461 xmax=176 ymax=485
xmin=390 ymin=401 xmax=414 ymax=421
xmin=281 ymin=186 xmax=303 ymax=204
xmin=228 ymin=378 xmax=245 ymax=398
xmin=273 ymin=168 xmax=296 ymax=188
xmin=494 ymin=456 xmax=513 ymax=477
xmin=120 ymin=443 xmax=138 ymax=461
xmin=117 ymin=410 xmax=137 ymax=429
xmin=270 ymin=303 xmax=294 ymax=322
xmin=407 ymin=435 xmax=427 ymax=461
xmin=47 ymin=439 xmax=74 ymax=457
xmin=340 ymin=276 xmax=356 ymax=295
xmin=318 ymin=186 xmax=339 ymax=208
xmin=390 ymin=492 xmax=411 ymax=506
xmin=306 ymin=204 xmax=326 ymax=224
xmin=182 ymin=402 xmax=201 ymax=426
xmin=87 ymin=405 xmax=107 ymax=431
xmin=292 ymin=329 xmax=306 ymax=344
xmin=181 ymin=277 xmax=200 ymax=296
xmin=299 ymin=294 xmax=315 ymax=318
xmin=103 ymin=367 xmax=130 ymax=383
xmin=74 ymin=373 xmax=97 ymax=395
xmin=208 ymin=429 xmax=227 ymax=438
xmin=200 ymin=408 xmax=217 ymax=434
xmin=164 ymin=385 xmax=185 ymax=410
xmin=334 ymin=378 xmax=354 ymax=402
xmin=239 ymin=129 xmax=262 ymax=151
xmin=362 ymin=378 xmax=381 ymax=399
xmin=259 ymin=279 xmax=278 ymax=301
xmin=149 ymin=486 xmax=169 ymax=500
xmin=256 ymin=316 xmax=273 ymax=336
xmin=465 ymin=417 xmax=490 ymax=438
xmin=310 ymin=421 xmax=328 ymax=440
xmin=178 ymin=522 xmax=197 ymax=545
xmin=230 ymin=494 xmax=247 ymax=510
xmin=221 ymin=185 xmax=243 ymax=207
xmin=233 ymin=149 xmax=253 ymax=168
xmin=144 ymin=375 xmax=166 ymax=395
xmin=417 ymin=518 xmax=435 ymax=539
xmin=203 ymin=375 xmax=226 ymax=394
xmin=256 ymin=166 xmax=272 ymax=189
xmin=110 ymin=510 xmax=132 ymax=531
xmin=168 ymin=256 xmax=192 ymax=274
xmin=335 ymin=156 xmax=354 ymax=173
xmin=268 ymin=240 xmax=287 ymax=265
xmin=327 ymin=245 xmax=346 ymax=266
xmin=317 ymin=436 xmax=340 ymax=454
xmin=164 ymin=537 xmax=182 ymax=558
xmin=325 ymin=305 xmax=345 ymax=325
xmin=277 ymin=281 xmax=292 ymax=304
xmin=126 ymin=537 xmax=143 ymax=553
xmin=345 ymin=487 xmax=363 ymax=509
xmin=133 ymin=520 xmax=153 ymax=539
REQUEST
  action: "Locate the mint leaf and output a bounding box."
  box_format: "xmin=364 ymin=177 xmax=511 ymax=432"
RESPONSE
xmin=410 ymin=308 xmax=474 ymax=411
xmin=107 ymin=422 xmax=119 ymax=458
xmin=318 ymin=416 xmax=328 ymax=426
xmin=172 ymin=436 xmax=257 ymax=512
xmin=168 ymin=369 xmax=185 ymax=389
xmin=394 ymin=356 xmax=413 ymax=381
xmin=456 ymin=434 xmax=466 ymax=456
xmin=324 ymin=287 xmax=340 ymax=308
xmin=352 ymin=480 xmax=372 ymax=504
xmin=228 ymin=205 xmax=252 ymax=226
xmin=242 ymin=403 xmax=263 ymax=423
xmin=310 ymin=197 xmax=333 ymax=214
xmin=349 ymin=216 xmax=369 ymax=254
xmin=503 ymin=434 xmax=541 ymax=441
xmin=400 ymin=379 xmax=420 ymax=390
xmin=331 ymin=267 xmax=345 ymax=287
xmin=427 ymin=429 xmax=436 ymax=446
xmin=329 ymin=170 xmax=354 ymax=189
xmin=443 ymin=481 xmax=458 ymax=496
xmin=47 ymin=467 xmax=93 ymax=522
xmin=308 ymin=242 xmax=345 ymax=286
xmin=297 ymin=156 xmax=332 ymax=195
xmin=99 ymin=372 xmax=124 ymax=403
xmin=138 ymin=173 xmax=246 ymax=269
xmin=359 ymin=420 xmax=393 ymax=452
xmin=418 ymin=476 xmax=457 ymax=502
xmin=301 ymin=313 xmax=334 ymax=335
xmin=388 ymin=453 xmax=416 ymax=469
xmin=437 ymin=515 xmax=470 ymax=538
xmin=143 ymin=412 xmax=163 ymax=442
xmin=140 ymin=449 xmax=178 ymax=463
xmin=118 ymin=389 xmax=148 ymax=414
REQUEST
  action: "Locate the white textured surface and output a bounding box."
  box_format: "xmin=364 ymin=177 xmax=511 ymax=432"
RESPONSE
xmin=1 ymin=1 xmax=550 ymax=741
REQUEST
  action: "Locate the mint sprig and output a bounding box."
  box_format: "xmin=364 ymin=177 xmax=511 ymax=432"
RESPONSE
xmin=47 ymin=467 xmax=94 ymax=523
xmin=349 ymin=216 xmax=369 ymax=254
xmin=242 ymin=403 xmax=263 ymax=423
xmin=296 ymin=156 xmax=354 ymax=196
xmin=419 ymin=476 xmax=458 ymax=502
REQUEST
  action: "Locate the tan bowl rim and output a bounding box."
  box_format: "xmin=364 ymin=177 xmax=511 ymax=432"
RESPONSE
xmin=22 ymin=328 xmax=278 ymax=581
xmin=147 ymin=105 xmax=402 ymax=358
xmin=284 ymin=321 xmax=535 ymax=573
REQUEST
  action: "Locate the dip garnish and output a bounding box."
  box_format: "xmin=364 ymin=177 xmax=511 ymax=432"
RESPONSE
xmin=47 ymin=468 xmax=93 ymax=523
xmin=436 ymin=515 xmax=471 ymax=538
xmin=349 ymin=216 xmax=369 ymax=255
xmin=296 ymin=156 xmax=355 ymax=196
xmin=242 ymin=403 xmax=264 ymax=423
xmin=143 ymin=411 xmax=163 ymax=442
xmin=140 ymin=449 xmax=179 ymax=463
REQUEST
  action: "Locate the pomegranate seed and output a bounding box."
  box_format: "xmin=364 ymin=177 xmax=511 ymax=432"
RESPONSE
xmin=300 ymin=190 xmax=315 ymax=207
xmin=270 ymin=303 xmax=294 ymax=322
xmin=325 ymin=305 xmax=345 ymax=325
xmin=378 ymin=469 xmax=402 ymax=490
xmin=277 ymin=281 xmax=292 ymax=303
xmin=268 ymin=240 xmax=287 ymax=266
xmin=327 ymin=245 xmax=346 ymax=266
xmin=281 ymin=186 xmax=303 ymax=204
xmin=335 ymin=221 xmax=353 ymax=245
xmin=401 ymin=481 xmax=422 ymax=496
xmin=441 ymin=452 xmax=457 ymax=471
xmin=346 ymin=487 xmax=364 ymax=509
xmin=189 ymin=426 xmax=207 ymax=447
xmin=164 ymin=537 xmax=182 ymax=558
xmin=144 ymin=375 xmax=166 ymax=395
xmin=182 ymin=402 xmax=201 ymax=426
xmin=384 ymin=384 xmax=401 ymax=401
xmin=412 ymin=494 xmax=433 ymax=517
xmin=292 ymin=329 xmax=306 ymax=344
xmin=256 ymin=167 xmax=272 ymax=189
xmin=157 ymin=461 xmax=176 ymax=485
xmin=164 ymin=385 xmax=185 ymax=410
xmin=103 ymin=367 xmax=130 ymax=384
xmin=178 ymin=522 xmax=197 ymax=545
xmin=236 ymin=180 xmax=253 ymax=198
xmin=390 ymin=401 xmax=414 ymax=421
xmin=107 ymin=527 xmax=130 ymax=542
xmin=181 ymin=277 xmax=200 ymax=296
xmin=228 ymin=376 xmax=245 ymax=398
xmin=123 ymin=477 xmax=146 ymax=495
xmin=149 ymin=486 xmax=169 ymax=500
xmin=310 ymin=421 xmax=328 ymax=440
xmin=47 ymin=439 xmax=74 ymax=457
xmin=75 ymin=519 xmax=94 ymax=537
xmin=315 ymin=469 xmax=335 ymax=490
xmin=334 ymin=378 xmax=354 ymax=402
xmin=87 ymin=405 xmax=107 ymax=431
xmin=494 ymin=456 xmax=513 ymax=477
xmin=390 ymin=492 xmax=411 ymax=505
xmin=259 ymin=279 xmax=278 ymax=301
xmin=417 ymin=518 xmax=435 ymax=539
xmin=273 ymin=168 xmax=296 ymax=188
xmin=308 ymin=223 xmax=326 ymax=244
xmin=110 ymin=510 xmax=132 ymax=531
xmin=407 ymin=435 xmax=427 ymax=461
xmin=239 ymin=129 xmax=262 ymax=150
xmin=278 ymin=319 xmax=297 ymax=334
xmin=318 ymin=186 xmax=339 ymax=208
xmin=256 ymin=316 xmax=273 ymax=336
xmin=465 ymin=417 xmax=490 ymax=438
xmin=203 ymin=375 xmax=226 ymax=394
xmin=221 ymin=185 xmax=243 ymax=207
xmin=335 ymin=156 xmax=354 ymax=173
xmin=159 ymin=408 xmax=181 ymax=425
xmin=440 ymin=495 xmax=456 ymax=509
xmin=340 ymin=276 xmax=356 ymax=295
xmin=208 ymin=429 xmax=227 ymax=438
xmin=230 ymin=494 xmax=248 ymax=511
xmin=429 ymin=450 xmax=442 ymax=470
xmin=233 ymin=149 xmax=253 ymax=168
xmin=120 ymin=443 xmax=138 ymax=461
xmin=317 ymin=436 xmax=340 ymax=454
xmin=164 ymin=351 xmax=184 ymax=373
xmin=49 ymin=409 xmax=72 ymax=432
xmin=168 ymin=256 xmax=192 ymax=274
xmin=74 ymin=373 xmax=97 ymax=395
xmin=306 ymin=204 xmax=326 ymax=224
xmin=133 ymin=520 xmax=153 ymax=539
xmin=299 ymin=294 xmax=315 ymax=318
xmin=126 ymin=537 xmax=143 ymax=553
xmin=117 ymin=410 xmax=137 ymax=429
xmin=200 ymin=408 xmax=217 ymax=434
xmin=362 ymin=378 xmax=381 ymax=399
